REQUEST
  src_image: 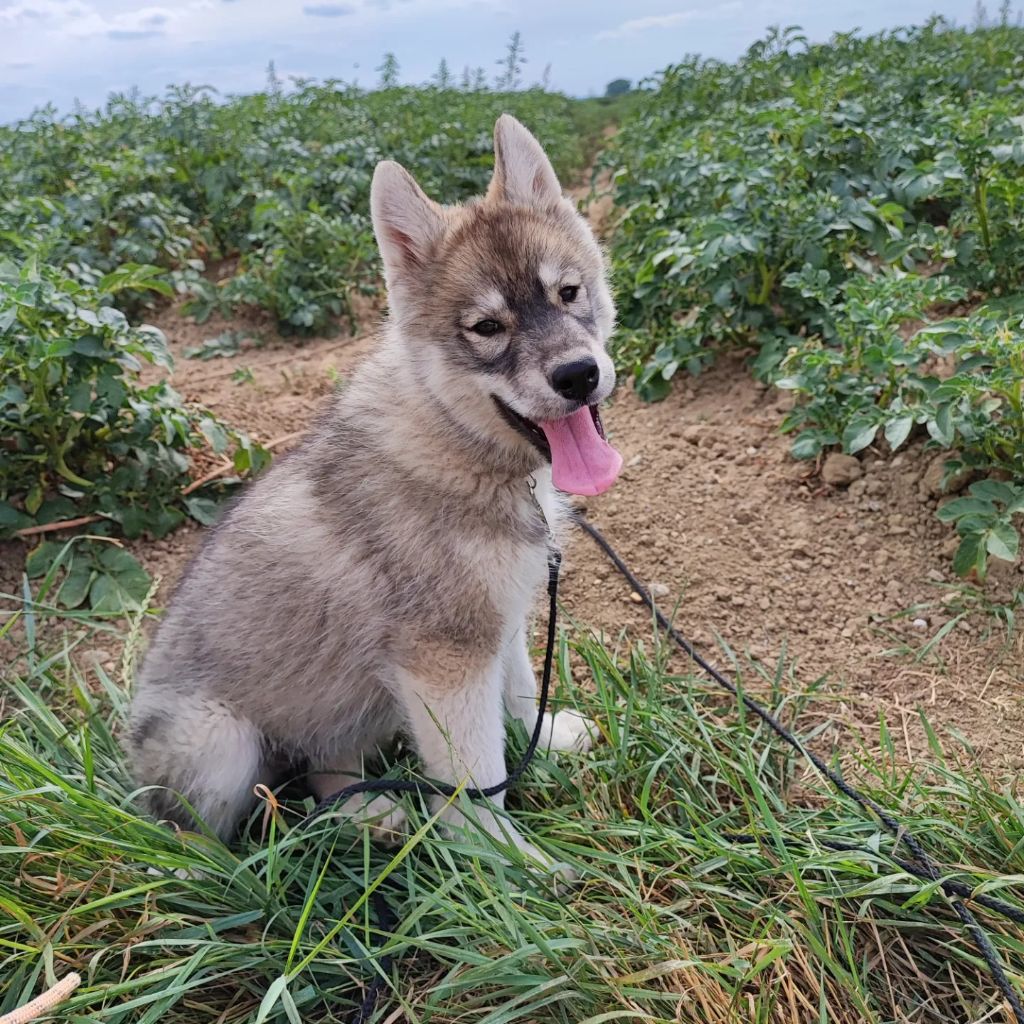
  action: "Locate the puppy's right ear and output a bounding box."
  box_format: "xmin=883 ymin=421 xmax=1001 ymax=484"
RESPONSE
xmin=488 ymin=114 xmax=562 ymax=208
xmin=371 ymin=161 xmax=446 ymax=290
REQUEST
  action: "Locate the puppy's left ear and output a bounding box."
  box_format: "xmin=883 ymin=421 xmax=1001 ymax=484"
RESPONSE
xmin=487 ymin=114 xmax=563 ymax=207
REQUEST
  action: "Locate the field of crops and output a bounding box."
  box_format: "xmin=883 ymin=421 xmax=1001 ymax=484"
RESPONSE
xmin=4 ymin=17 xmax=1024 ymax=1024
xmin=609 ymin=18 xmax=1024 ymax=581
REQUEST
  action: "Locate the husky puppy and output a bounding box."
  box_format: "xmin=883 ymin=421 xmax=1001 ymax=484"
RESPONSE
xmin=128 ymin=116 xmax=622 ymax=866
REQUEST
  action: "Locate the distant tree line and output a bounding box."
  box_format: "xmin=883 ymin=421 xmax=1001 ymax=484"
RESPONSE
xmin=372 ymin=33 xmax=616 ymax=95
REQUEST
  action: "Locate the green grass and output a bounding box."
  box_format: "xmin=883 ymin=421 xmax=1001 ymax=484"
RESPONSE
xmin=3 ymin=600 xmax=1024 ymax=1023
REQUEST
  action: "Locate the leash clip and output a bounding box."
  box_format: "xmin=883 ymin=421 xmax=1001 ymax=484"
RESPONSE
xmin=526 ymin=473 xmax=558 ymax=544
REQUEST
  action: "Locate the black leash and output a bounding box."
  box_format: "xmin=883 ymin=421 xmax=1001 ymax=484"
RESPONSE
xmin=308 ymin=549 xmax=561 ymax=819
xmin=305 ymin=548 xmax=562 ymax=1022
xmin=577 ymin=515 xmax=1024 ymax=1024
xmin=306 ymin=518 xmax=1024 ymax=1023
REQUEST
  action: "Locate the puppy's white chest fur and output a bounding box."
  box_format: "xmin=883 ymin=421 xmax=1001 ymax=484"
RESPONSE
xmin=496 ymin=469 xmax=567 ymax=627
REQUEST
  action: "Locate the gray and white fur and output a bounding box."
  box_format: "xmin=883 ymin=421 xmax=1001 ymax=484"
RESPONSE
xmin=128 ymin=115 xmax=616 ymax=865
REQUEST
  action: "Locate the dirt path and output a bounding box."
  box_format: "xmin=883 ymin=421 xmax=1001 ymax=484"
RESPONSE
xmin=566 ymin=356 xmax=1024 ymax=769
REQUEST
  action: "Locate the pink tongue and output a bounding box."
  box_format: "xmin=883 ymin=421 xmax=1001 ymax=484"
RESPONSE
xmin=539 ymin=406 xmax=622 ymax=496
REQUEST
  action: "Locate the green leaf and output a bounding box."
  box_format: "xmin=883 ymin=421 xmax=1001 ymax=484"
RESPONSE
xmin=119 ymin=506 xmax=148 ymax=539
xmin=927 ymin=404 xmax=955 ymax=447
xmin=68 ymin=379 xmax=93 ymax=413
xmin=184 ymin=496 xmax=221 ymax=526
xmin=73 ymin=336 xmax=108 ymax=358
xmin=952 ymin=533 xmax=986 ymax=580
xmin=98 ymin=263 xmax=173 ymax=298
xmin=1008 ymin=490 xmax=1024 ymax=516
xmin=25 ymin=541 xmax=65 ymax=578
xmin=36 ymin=497 xmax=79 ymax=524
xmin=95 ymin=545 xmax=145 ymax=575
xmin=59 ymin=565 xmax=95 ymax=609
xmin=0 ymin=384 xmax=26 ymax=408
xmin=790 ymin=431 xmax=824 ymax=460
xmin=635 ymin=374 xmax=672 ymax=402
xmin=147 ymin=505 xmax=185 ymax=539
xmin=936 ymin=497 xmax=994 ymax=522
xmin=255 ymin=977 xmax=290 ymax=1024
xmin=24 ymin=484 xmax=43 ymax=516
xmin=968 ymin=480 xmax=1017 ymax=505
xmin=199 ymin=417 xmax=230 ymax=453
xmin=986 ymin=522 xmax=1020 ymax=563
xmin=233 ymin=437 xmax=271 ymax=476
xmin=954 ymin=513 xmax=993 ymax=535
xmin=0 ymin=502 xmax=33 ymax=535
xmin=883 ymin=415 xmax=913 ymax=451
xmin=842 ymin=420 xmax=878 ymax=454
xmin=89 ymin=558 xmax=152 ymax=613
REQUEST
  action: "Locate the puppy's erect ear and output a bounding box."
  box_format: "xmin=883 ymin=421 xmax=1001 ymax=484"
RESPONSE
xmin=371 ymin=160 xmax=446 ymax=287
xmin=488 ymin=114 xmax=563 ymax=208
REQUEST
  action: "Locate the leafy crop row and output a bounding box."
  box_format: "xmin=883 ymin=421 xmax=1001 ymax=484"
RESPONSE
xmin=606 ymin=19 xmax=1024 ymax=580
xmin=2 ymin=81 xmax=583 ymax=334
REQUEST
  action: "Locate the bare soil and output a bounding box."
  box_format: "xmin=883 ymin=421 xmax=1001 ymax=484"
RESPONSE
xmin=563 ymin=354 xmax=1024 ymax=772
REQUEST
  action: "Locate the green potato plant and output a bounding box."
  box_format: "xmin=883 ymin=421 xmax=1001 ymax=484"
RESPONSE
xmin=25 ymin=537 xmax=153 ymax=614
xmin=938 ymin=480 xmax=1024 ymax=582
xmin=0 ymin=258 xmax=266 ymax=539
xmin=1 ymin=81 xmax=584 ymax=335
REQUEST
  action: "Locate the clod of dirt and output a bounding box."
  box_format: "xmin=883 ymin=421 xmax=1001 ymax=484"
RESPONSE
xmin=822 ymin=453 xmax=862 ymax=487
xmin=918 ymin=451 xmax=974 ymax=497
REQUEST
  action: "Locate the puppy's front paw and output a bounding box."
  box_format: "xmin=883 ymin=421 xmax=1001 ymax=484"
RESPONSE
xmin=543 ymin=710 xmax=595 ymax=753
xmin=344 ymin=793 xmax=408 ymax=844
xmin=445 ymin=808 xmax=577 ymax=885
xmin=515 ymin=838 xmax=578 ymax=886
xmin=310 ymin=774 xmax=408 ymax=844
xmin=147 ymin=865 xmax=203 ymax=881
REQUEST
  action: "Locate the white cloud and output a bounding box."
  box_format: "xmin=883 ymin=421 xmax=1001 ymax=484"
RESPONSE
xmin=103 ymin=7 xmax=174 ymax=39
xmin=0 ymin=1 xmax=92 ymax=26
xmin=0 ymin=1 xmax=209 ymax=40
xmin=302 ymin=2 xmax=354 ymax=15
xmin=596 ymin=4 xmax=742 ymax=41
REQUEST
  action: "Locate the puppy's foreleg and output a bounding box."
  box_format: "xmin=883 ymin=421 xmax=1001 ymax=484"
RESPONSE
xmin=395 ymin=647 xmax=556 ymax=867
xmin=502 ymin=630 xmax=595 ymax=754
xmin=502 ymin=628 xmax=542 ymax=732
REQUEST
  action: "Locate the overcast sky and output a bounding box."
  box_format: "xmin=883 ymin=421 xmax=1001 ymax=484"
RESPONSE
xmin=0 ymin=0 xmax=990 ymax=121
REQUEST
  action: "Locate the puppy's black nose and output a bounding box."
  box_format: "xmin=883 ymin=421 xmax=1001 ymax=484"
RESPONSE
xmin=550 ymin=358 xmax=599 ymax=402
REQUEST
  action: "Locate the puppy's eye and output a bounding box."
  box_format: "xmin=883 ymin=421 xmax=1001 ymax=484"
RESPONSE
xmin=559 ymin=285 xmax=580 ymax=303
xmin=471 ymin=319 xmax=504 ymax=337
